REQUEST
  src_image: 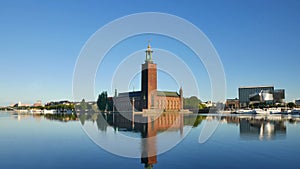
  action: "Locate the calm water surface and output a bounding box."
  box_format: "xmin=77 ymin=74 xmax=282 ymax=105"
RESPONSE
xmin=1 ymin=111 xmax=300 ymax=169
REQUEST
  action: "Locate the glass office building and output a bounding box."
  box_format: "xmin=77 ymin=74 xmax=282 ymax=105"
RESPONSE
xmin=238 ymin=86 xmax=274 ymax=107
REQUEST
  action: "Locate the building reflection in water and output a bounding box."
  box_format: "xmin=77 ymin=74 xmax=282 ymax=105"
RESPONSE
xmin=78 ymin=111 xmax=203 ymax=169
xmin=78 ymin=112 xmax=294 ymax=168
xmin=219 ymin=115 xmax=287 ymax=140
xmin=239 ymin=118 xmax=286 ymax=140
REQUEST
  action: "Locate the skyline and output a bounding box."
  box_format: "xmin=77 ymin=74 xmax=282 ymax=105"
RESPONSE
xmin=1 ymin=0 xmax=300 ymax=106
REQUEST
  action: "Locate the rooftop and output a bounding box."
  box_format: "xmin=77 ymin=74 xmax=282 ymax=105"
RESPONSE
xmin=239 ymin=85 xmax=274 ymax=89
xmin=117 ymin=91 xmax=180 ymax=97
xmin=157 ymin=91 xmax=180 ymax=97
xmin=118 ymin=91 xmax=142 ymax=97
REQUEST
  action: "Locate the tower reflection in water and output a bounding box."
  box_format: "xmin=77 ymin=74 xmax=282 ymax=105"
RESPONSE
xmin=79 ymin=111 xmax=202 ymax=169
xmin=79 ymin=112 xmax=289 ymax=168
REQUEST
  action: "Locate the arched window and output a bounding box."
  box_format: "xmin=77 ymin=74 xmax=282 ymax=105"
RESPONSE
xmin=173 ymin=100 xmax=175 ymax=109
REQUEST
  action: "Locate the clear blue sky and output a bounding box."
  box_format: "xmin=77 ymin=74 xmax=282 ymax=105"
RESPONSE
xmin=1 ymin=0 xmax=300 ymax=106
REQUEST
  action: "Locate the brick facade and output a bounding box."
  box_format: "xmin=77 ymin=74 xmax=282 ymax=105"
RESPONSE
xmin=141 ymin=62 xmax=157 ymax=109
xmin=114 ymin=44 xmax=183 ymax=112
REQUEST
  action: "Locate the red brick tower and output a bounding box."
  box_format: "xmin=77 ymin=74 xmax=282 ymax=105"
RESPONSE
xmin=141 ymin=43 xmax=157 ymax=109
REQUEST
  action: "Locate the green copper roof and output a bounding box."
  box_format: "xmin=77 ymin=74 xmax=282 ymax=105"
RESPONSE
xmin=157 ymin=91 xmax=180 ymax=97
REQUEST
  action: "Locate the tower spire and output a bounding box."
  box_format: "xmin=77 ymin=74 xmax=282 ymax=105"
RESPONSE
xmin=145 ymin=42 xmax=153 ymax=63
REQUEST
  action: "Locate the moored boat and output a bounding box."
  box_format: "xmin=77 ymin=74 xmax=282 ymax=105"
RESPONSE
xmin=236 ymin=109 xmax=256 ymax=114
xmin=42 ymin=109 xmax=58 ymax=114
xmin=254 ymin=108 xmax=269 ymax=115
xmin=267 ymin=108 xmax=283 ymax=114
xmin=291 ymin=108 xmax=300 ymax=115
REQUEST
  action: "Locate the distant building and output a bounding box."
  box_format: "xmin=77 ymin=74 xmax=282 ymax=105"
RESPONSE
xmin=202 ymin=101 xmax=215 ymax=108
xmin=14 ymin=101 xmax=31 ymax=107
xmin=33 ymin=100 xmax=43 ymax=107
xmin=249 ymin=90 xmax=273 ymax=104
xmin=112 ymin=44 xmax=183 ymax=112
xmin=239 ymin=86 xmax=274 ymax=107
xmin=295 ymin=100 xmax=300 ymax=107
xmin=239 ymin=86 xmax=285 ymax=107
xmin=225 ymin=98 xmax=239 ymax=109
xmin=273 ymin=89 xmax=285 ymax=103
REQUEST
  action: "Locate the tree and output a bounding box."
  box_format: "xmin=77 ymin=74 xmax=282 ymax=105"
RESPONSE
xmin=79 ymin=99 xmax=88 ymax=110
xmin=107 ymin=99 xmax=113 ymax=112
xmin=184 ymin=96 xmax=200 ymax=111
xmin=97 ymin=91 xmax=108 ymax=112
xmin=199 ymin=103 xmax=207 ymax=110
xmin=287 ymin=102 xmax=296 ymax=109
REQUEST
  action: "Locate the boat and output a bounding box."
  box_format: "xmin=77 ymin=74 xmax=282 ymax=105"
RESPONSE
xmin=28 ymin=109 xmax=42 ymax=114
xmin=267 ymin=108 xmax=283 ymax=114
xmin=235 ymin=109 xmax=256 ymax=114
xmin=254 ymin=108 xmax=284 ymax=115
xmin=254 ymin=108 xmax=269 ymax=115
xmin=291 ymin=108 xmax=300 ymax=115
xmin=42 ymin=109 xmax=58 ymax=114
xmin=219 ymin=110 xmax=232 ymax=114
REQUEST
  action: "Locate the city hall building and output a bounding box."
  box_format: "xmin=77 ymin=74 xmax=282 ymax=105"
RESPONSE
xmin=113 ymin=44 xmax=183 ymax=112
